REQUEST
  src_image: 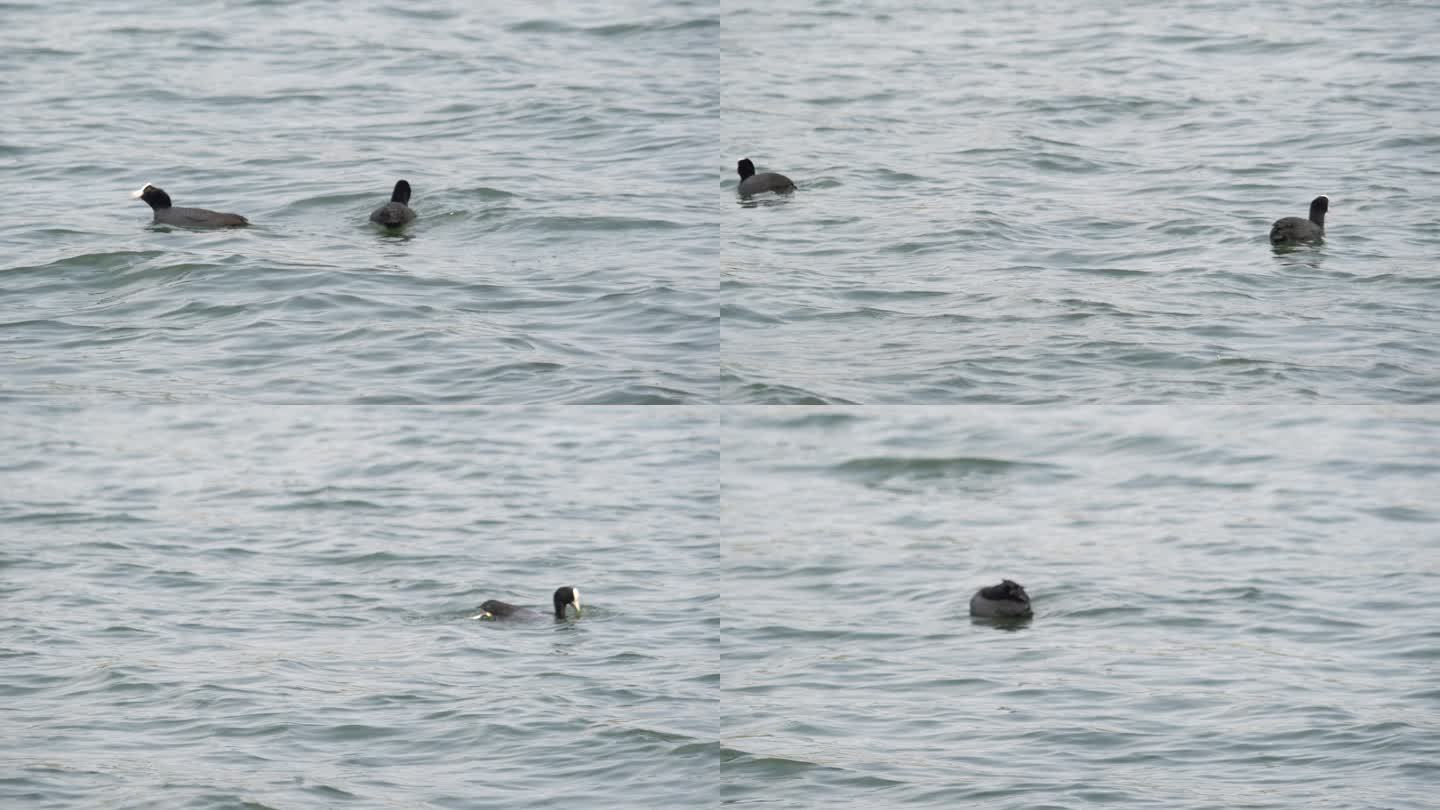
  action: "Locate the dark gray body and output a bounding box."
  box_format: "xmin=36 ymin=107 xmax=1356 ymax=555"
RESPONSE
xmin=134 ymin=184 xmax=247 ymax=228
xmin=369 ymin=202 xmax=416 ymax=227
xmin=969 ymin=579 xmax=1033 ymax=618
xmin=1269 ymin=217 xmax=1322 ymax=244
xmin=1270 ymin=195 xmax=1328 ymax=244
xmin=153 ymin=206 xmax=249 ymax=228
xmin=477 ymin=599 xmax=533 ymax=619
xmin=739 ymin=172 xmax=796 ymax=196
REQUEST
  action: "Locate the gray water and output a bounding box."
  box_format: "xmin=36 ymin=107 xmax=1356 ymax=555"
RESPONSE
xmin=1 ymin=406 xmax=718 ymax=809
xmin=3 ymin=0 xmax=716 ymax=404
xmin=722 ymin=0 xmax=1440 ymax=404
xmin=5 ymin=0 xmax=1439 ymax=808
xmin=723 ymin=407 xmax=1438 ymax=808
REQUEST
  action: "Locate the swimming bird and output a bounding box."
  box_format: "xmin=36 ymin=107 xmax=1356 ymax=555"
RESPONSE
xmin=370 ymin=179 xmax=416 ymax=227
xmin=472 ymin=586 xmax=581 ymax=620
xmin=969 ymin=580 xmax=1032 ymax=618
xmin=132 ymin=184 xmax=248 ymax=228
xmin=1269 ymin=195 xmax=1328 ymax=244
xmin=736 ymin=158 xmax=796 ymax=196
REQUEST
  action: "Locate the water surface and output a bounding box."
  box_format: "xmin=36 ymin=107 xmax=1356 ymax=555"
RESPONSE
xmin=0 ymin=405 xmax=719 ymax=809
xmin=722 ymin=0 xmax=1439 ymax=403
xmin=723 ymin=406 xmax=1439 ymax=808
xmin=3 ymin=0 xmax=717 ymax=404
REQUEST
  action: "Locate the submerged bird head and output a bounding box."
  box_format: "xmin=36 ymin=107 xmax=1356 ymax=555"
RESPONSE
xmin=982 ymin=579 xmax=1030 ymax=603
xmin=736 ymin=159 xmax=755 ymax=180
xmin=131 ymin=184 xmax=171 ymax=209
xmin=553 ymin=586 xmax=581 ymax=618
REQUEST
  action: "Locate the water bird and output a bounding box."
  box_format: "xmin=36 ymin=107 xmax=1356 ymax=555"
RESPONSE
xmin=1269 ymin=195 xmax=1328 ymax=244
xmin=370 ymin=179 xmax=417 ymax=227
xmin=132 ymin=184 xmax=248 ymax=228
xmin=472 ymin=586 xmax=581 ymax=620
xmin=969 ymin=579 xmax=1033 ymax=618
xmin=736 ymin=158 xmax=796 ymax=196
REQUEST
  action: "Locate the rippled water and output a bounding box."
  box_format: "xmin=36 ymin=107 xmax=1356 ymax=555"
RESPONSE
xmin=3 ymin=0 xmax=716 ymax=404
xmin=1 ymin=406 xmax=717 ymax=809
xmin=723 ymin=407 xmax=1438 ymax=808
xmin=6 ymin=0 xmax=1438 ymax=807
xmin=723 ymin=0 xmax=1440 ymax=404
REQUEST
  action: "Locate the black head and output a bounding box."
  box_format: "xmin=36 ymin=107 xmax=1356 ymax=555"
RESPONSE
xmin=391 ymin=180 xmax=412 ymax=205
xmin=737 ymin=159 xmax=755 ymax=180
xmin=981 ymin=579 xmax=1030 ymax=603
xmin=553 ymin=586 xmax=581 ymax=618
xmin=132 ymin=184 xmax=172 ymax=210
xmin=1309 ymin=195 xmax=1328 ymax=215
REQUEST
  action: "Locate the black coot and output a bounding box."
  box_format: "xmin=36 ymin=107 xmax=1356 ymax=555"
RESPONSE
xmin=370 ymin=180 xmax=417 ymax=227
xmin=969 ymin=579 xmax=1033 ymax=618
xmin=1270 ymin=195 xmax=1328 ymax=244
xmin=473 ymin=586 xmax=581 ymax=620
xmin=736 ymin=159 xmax=795 ymax=196
xmin=133 ymin=184 xmax=248 ymax=228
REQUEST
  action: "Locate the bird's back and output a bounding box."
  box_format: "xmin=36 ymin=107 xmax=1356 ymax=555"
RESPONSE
xmin=370 ymin=202 xmax=416 ymax=227
xmin=739 ymin=172 xmax=796 ymax=196
xmin=1270 ymin=216 xmax=1321 ymax=244
xmin=157 ymin=206 xmax=248 ymax=228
